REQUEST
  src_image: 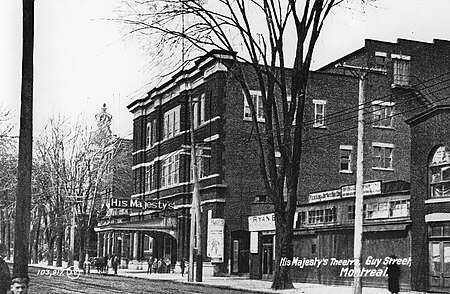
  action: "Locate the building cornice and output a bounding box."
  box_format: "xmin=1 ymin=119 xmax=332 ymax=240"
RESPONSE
xmin=405 ymin=104 xmax=450 ymax=126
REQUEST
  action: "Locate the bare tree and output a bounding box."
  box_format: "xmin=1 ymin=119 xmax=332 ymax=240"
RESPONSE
xmin=116 ymin=0 xmax=372 ymax=289
xmin=0 ymin=105 xmax=15 ymax=154
xmin=34 ymin=115 xmax=131 ymax=270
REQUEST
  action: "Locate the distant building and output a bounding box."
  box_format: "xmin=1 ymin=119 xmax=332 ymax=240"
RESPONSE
xmin=93 ymin=105 xmax=133 ymax=264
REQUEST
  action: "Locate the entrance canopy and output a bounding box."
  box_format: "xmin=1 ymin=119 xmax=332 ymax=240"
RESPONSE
xmin=94 ymin=217 xmax=177 ymax=236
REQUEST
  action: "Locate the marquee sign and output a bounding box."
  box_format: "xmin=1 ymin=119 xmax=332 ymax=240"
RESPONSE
xmin=109 ymin=198 xmax=175 ymax=211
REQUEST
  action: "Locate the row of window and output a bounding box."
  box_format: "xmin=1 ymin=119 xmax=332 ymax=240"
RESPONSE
xmin=244 ymin=92 xmax=396 ymax=130
xmin=295 ymin=199 xmax=410 ymax=227
xmin=143 ymin=150 xmax=211 ymax=192
xmin=145 ymin=94 xmax=207 ymax=149
xmin=339 ymin=142 xmax=394 ymax=172
xmin=374 ymin=52 xmax=411 ymax=87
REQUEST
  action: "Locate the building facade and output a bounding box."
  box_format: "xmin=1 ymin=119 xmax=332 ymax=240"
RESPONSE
xmin=104 ymin=38 xmax=450 ymax=291
xmin=249 ymin=38 xmax=450 ymax=291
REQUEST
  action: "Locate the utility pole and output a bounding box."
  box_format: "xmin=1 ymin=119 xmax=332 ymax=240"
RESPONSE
xmin=14 ymin=0 xmax=34 ymax=279
xmin=336 ymin=64 xmax=386 ymax=294
xmin=187 ymin=95 xmax=203 ymax=282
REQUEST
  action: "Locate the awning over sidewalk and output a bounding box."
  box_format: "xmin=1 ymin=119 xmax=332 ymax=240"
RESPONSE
xmin=94 ymin=216 xmax=177 ymax=236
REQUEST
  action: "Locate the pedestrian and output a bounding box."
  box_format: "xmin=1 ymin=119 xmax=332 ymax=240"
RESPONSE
xmin=10 ymin=276 xmax=29 ymax=294
xmin=112 ymin=255 xmax=119 ymax=275
xmin=157 ymin=259 xmax=162 ymax=273
xmin=147 ymin=256 xmax=153 ymax=274
xmin=180 ymin=258 xmax=185 ymax=277
xmin=387 ymin=255 xmax=400 ymax=294
xmin=0 ymin=244 xmax=11 ymax=294
xmin=152 ymin=259 xmax=158 ymax=274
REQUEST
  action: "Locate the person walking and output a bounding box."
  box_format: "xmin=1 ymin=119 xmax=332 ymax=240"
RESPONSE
xmin=112 ymin=255 xmax=119 ymax=275
xmin=152 ymin=259 xmax=158 ymax=274
xmin=147 ymin=256 xmax=154 ymax=274
xmin=180 ymin=258 xmax=186 ymax=277
xmin=387 ymin=255 xmax=401 ymax=294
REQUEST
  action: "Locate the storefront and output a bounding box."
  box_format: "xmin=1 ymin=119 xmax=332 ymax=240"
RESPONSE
xmin=248 ymin=212 xmax=276 ymax=279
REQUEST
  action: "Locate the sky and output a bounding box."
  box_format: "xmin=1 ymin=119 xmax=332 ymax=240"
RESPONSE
xmin=1 ymin=0 xmax=450 ymax=139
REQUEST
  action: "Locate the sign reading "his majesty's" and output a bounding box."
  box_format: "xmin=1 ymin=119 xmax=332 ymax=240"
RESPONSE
xmin=109 ymin=198 xmax=175 ymax=211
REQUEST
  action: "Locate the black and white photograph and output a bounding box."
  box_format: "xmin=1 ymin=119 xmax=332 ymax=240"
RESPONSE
xmin=1 ymin=0 xmax=450 ymax=293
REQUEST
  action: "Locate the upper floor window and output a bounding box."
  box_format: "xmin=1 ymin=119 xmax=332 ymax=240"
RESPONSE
xmin=347 ymin=205 xmax=355 ymax=220
xmin=430 ymin=146 xmax=450 ymax=198
xmin=295 ymin=211 xmax=307 ymax=228
xmin=374 ymin=51 xmax=387 ymax=70
xmin=313 ymin=99 xmax=326 ymax=127
xmin=389 ymin=199 xmax=410 ymax=218
xmin=340 ymin=145 xmax=353 ymax=173
xmin=163 ymin=106 xmax=180 ymax=140
xmin=372 ymin=101 xmax=394 ymax=128
xmin=145 ymin=164 xmax=155 ymax=193
xmin=193 ymin=94 xmax=206 ymax=129
xmin=146 ymin=119 xmax=157 ymax=148
xmin=364 ymin=202 xmax=389 ymax=219
xmin=243 ymin=90 xmax=264 ymax=122
xmin=392 ymin=54 xmax=411 ymax=86
xmin=161 ymin=152 xmax=180 ymax=188
xmin=372 ymin=143 xmax=394 ymax=170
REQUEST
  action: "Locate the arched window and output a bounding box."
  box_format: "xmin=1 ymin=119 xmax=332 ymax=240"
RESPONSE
xmin=430 ymin=146 xmax=450 ymax=198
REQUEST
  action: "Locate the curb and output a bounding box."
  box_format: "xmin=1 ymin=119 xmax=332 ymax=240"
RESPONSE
xmin=27 ymin=263 xmax=274 ymax=294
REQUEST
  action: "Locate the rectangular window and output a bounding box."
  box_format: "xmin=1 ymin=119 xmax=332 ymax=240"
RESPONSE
xmin=193 ymin=94 xmax=206 ymax=128
xmin=372 ymin=101 xmax=394 ymax=128
xmin=372 ymin=143 xmax=394 ymax=170
xmin=347 ymin=205 xmax=355 ymax=220
xmin=243 ymin=91 xmax=264 ymax=122
xmin=146 ymin=119 xmax=157 ymax=148
xmin=340 ymin=145 xmax=353 ymax=173
xmin=308 ymin=209 xmax=324 ymax=224
xmin=313 ymin=99 xmax=326 ymax=127
xmin=429 ymin=223 xmax=450 ymax=238
xmin=198 ymin=148 xmax=211 ymax=179
xmin=392 ymin=54 xmax=411 ymax=86
xmin=374 ymin=52 xmax=387 ymax=69
xmin=389 ymin=199 xmax=410 ymax=218
xmin=295 ymin=211 xmax=307 ymax=228
xmin=363 ymin=202 xmax=389 ymax=219
xmin=161 ymin=153 xmax=180 ymax=188
xmin=163 ymin=106 xmax=180 ymax=140
xmin=324 ymin=207 xmax=337 ymax=223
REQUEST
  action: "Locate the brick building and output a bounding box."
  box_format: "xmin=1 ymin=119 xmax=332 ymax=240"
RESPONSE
xmin=247 ymin=38 xmax=450 ymax=291
xmin=116 ymin=37 xmax=449 ymax=291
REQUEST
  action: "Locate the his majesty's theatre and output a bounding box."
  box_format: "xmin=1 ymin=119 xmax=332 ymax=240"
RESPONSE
xmin=95 ymin=38 xmax=450 ymax=293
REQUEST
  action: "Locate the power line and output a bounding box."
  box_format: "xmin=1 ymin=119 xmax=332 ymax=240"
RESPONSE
xmin=231 ymin=73 xmax=450 ymax=144
xmin=222 ymin=81 xmax=450 ymax=154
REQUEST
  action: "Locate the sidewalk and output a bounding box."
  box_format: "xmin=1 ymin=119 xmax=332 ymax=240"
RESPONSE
xmin=26 ymin=260 xmax=420 ymax=294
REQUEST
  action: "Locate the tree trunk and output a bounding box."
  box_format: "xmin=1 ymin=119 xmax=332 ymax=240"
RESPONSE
xmin=13 ymin=0 xmax=34 ymax=279
xmin=78 ymin=223 xmax=87 ymax=270
xmin=47 ymin=236 xmax=55 ymax=266
xmin=271 ymin=212 xmax=294 ymax=290
xmin=33 ymin=212 xmax=41 ymax=264
xmin=55 ymin=230 xmax=64 ymax=267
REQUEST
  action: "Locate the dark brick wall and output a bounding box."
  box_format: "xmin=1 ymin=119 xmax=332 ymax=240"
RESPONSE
xmin=409 ymin=109 xmax=450 ymax=291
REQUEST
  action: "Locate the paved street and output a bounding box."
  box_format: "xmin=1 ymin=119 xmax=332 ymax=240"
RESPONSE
xmin=25 ymin=266 xmax=252 ymax=294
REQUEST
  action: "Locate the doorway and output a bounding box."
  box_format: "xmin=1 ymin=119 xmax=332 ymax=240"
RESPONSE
xmin=261 ymin=235 xmax=274 ymax=279
xmin=429 ymin=241 xmax=450 ymax=291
